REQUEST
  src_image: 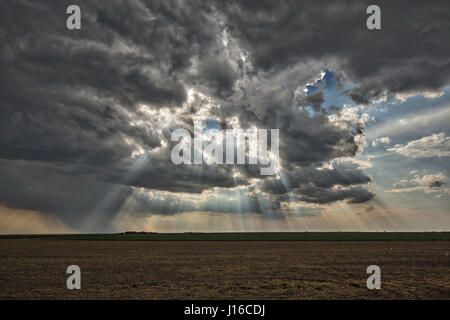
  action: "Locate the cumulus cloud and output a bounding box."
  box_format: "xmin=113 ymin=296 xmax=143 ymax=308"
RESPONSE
xmin=412 ymin=173 xmax=446 ymax=187
xmin=372 ymin=137 xmax=391 ymax=147
xmin=388 ymin=172 xmax=449 ymax=196
xmin=388 ymin=133 xmax=450 ymax=158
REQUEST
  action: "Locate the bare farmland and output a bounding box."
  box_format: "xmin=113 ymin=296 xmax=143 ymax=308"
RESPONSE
xmin=0 ymin=239 xmax=448 ymax=299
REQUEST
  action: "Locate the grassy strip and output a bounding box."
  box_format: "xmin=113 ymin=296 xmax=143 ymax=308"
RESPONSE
xmin=0 ymin=232 xmax=449 ymax=241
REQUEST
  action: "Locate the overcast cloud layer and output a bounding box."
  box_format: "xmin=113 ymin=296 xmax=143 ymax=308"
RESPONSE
xmin=0 ymin=0 xmax=449 ymax=231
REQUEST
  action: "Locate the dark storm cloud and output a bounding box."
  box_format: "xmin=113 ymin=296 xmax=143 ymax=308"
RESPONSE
xmin=261 ymin=161 xmax=373 ymax=203
xmin=1 ymin=0 xmax=447 ymax=229
xmin=0 ymin=0 xmax=233 ymax=224
xmin=123 ymin=148 xmax=248 ymax=193
xmin=217 ymin=0 xmax=450 ymax=103
xmin=296 ymin=91 xmax=324 ymax=112
xmin=278 ymin=111 xmax=364 ymax=167
xmin=122 ymin=187 xmax=282 ymax=216
xmin=0 ymin=159 xmax=127 ymax=228
xmin=195 ymin=55 xmax=241 ymax=98
xmin=263 ymin=161 xmax=372 ymax=194
xmin=296 ymin=185 xmax=374 ymax=204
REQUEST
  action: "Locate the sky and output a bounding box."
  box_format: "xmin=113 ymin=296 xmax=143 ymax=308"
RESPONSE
xmin=0 ymin=0 xmax=449 ymax=233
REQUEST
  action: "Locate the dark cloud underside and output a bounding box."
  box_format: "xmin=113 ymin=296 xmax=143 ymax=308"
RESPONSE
xmin=0 ymin=0 xmax=448 ymax=230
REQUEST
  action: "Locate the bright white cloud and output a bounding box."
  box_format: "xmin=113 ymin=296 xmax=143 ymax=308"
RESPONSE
xmin=412 ymin=173 xmax=446 ymax=186
xmin=388 ymin=132 xmax=450 ymax=158
xmin=372 ymin=136 xmax=391 ymax=147
xmin=388 ymin=172 xmax=448 ymax=195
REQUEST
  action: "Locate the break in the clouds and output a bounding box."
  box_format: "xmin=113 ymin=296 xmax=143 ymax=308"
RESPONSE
xmin=0 ymin=0 xmax=449 ymax=232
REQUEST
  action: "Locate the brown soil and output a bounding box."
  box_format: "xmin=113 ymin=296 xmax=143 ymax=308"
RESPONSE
xmin=0 ymin=240 xmax=448 ymax=299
